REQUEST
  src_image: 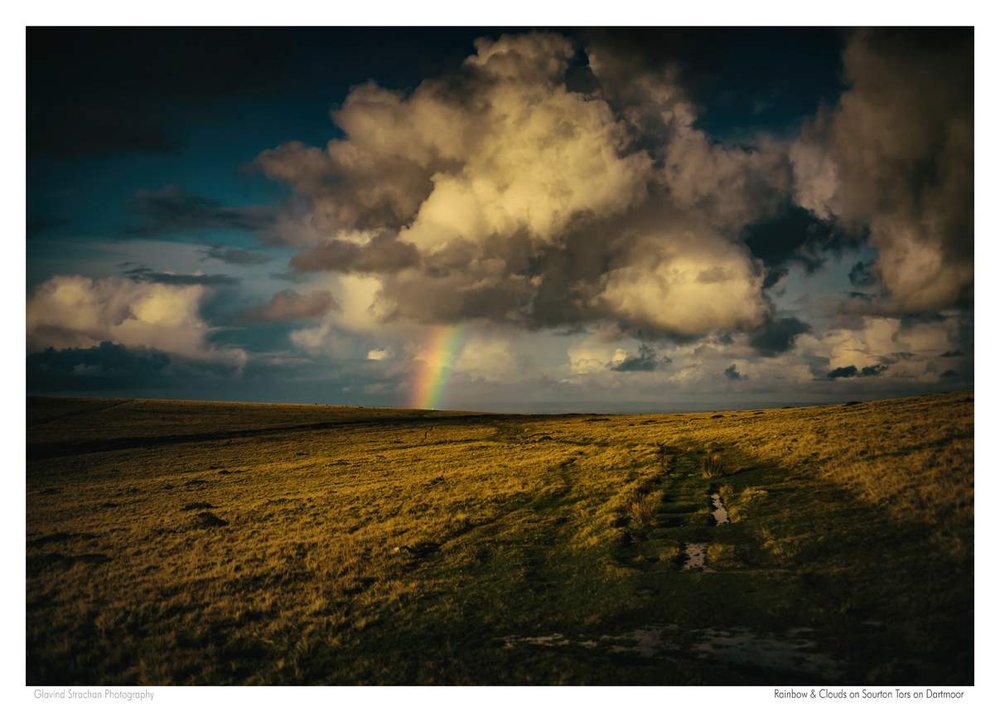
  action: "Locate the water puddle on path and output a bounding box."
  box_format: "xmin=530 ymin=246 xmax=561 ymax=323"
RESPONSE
xmin=692 ymin=627 xmax=844 ymax=677
xmin=682 ymin=543 xmax=708 ymax=570
xmin=503 ymin=626 xmax=680 ymax=658
xmin=711 ymin=493 xmax=730 ymax=525
xmin=683 ymin=491 xmax=731 ymax=569
xmin=502 ymin=625 xmax=844 ymax=677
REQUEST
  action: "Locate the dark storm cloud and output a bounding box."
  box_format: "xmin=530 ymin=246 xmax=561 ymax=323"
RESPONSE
xmin=201 ymin=245 xmax=274 ymax=266
xmin=239 ymin=289 xmax=338 ymax=323
xmin=578 ymin=28 xmax=846 ymax=133
xmin=827 ymin=365 xmax=858 ymax=379
xmin=724 ymin=364 xmax=748 ymax=381
xmin=290 ymin=233 xmax=420 ymax=273
xmin=27 ymin=342 xmax=170 ymax=391
xmin=609 ymin=343 xmax=669 ymax=372
xmin=792 ymin=28 xmax=972 ymax=312
xmin=860 ymin=364 xmax=889 ymax=377
xmin=128 ymin=187 xmax=275 ymax=236
xmin=848 ymin=260 xmax=876 ymax=287
xmin=748 ymin=317 xmax=811 ymax=357
xmin=27 ymin=341 xmax=254 ymax=395
xmin=741 ymin=204 xmax=858 ymax=276
xmin=826 ymin=363 xmax=888 ymax=380
xmin=123 ymin=266 xmax=240 ymax=286
xmin=762 ymin=266 xmax=789 ymax=290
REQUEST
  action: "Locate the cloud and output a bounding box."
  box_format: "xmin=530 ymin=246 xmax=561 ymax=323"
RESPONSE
xmin=453 ymin=336 xmax=517 ymax=381
xmin=27 ymin=341 xmax=171 ymax=391
xmin=253 ymin=29 xmax=970 ymax=352
xmin=741 ymin=204 xmax=856 ymax=277
xmin=290 ymin=232 xmax=419 ymax=273
xmin=791 ymin=29 xmax=972 ymax=312
xmin=848 ymin=259 xmax=876 ymax=288
xmin=798 ymin=313 xmax=967 ymax=384
xmin=201 ymin=245 xmax=273 ymax=265
xmin=826 ymin=365 xmax=858 ymax=379
xmin=724 ymin=364 xmax=748 ymax=381
xmin=609 ymin=343 xmax=668 ymax=372
xmin=596 ymin=227 xmax=768 ymax=336
xmin=269 ymin=270 xmax=311 ymax=284
xmin=567 ymin=336 xmax=623 ymax=376
xmin=259 ymin=32 xmax=780 ymax=339
xmin=128 ymin=186 xmax=275 ymax=235
xmin=747 ymin=317 xmax=811 ymax=357
xmin=826 ymin=363 xmax=887 ymax=380
xmin=240 ymin=289 xmax=338 ymax=323
xmin=123 ymin=266 xmax=240 ymax=286
xmin=260 ymin=32 xmax=652 ymax=251
xmin=26 ymin=274 xmax=245 ymax=366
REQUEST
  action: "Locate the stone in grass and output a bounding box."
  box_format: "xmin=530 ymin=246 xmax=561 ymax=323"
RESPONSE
xmin=391 ymin=541 xmax=440 ymax=558
xmin=181 ymin=502 xmax=216 ymax=511
xmin=192 ymin=511 xmax=229 ymax=528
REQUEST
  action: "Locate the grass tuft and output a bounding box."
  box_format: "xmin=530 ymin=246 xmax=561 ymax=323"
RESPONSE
xmin=626 ymin=491 xmax=660 ymax=530
xmin=701 ymin=453 xmax=726 ymax=478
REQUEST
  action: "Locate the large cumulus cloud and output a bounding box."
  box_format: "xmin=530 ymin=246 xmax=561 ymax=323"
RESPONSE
xmin=253 ymin=27 xmax=971 ymax=387
xmin=791 ymin=29 xmax=972 ymax=312
xmin=258 ymin=32 xmax=786 ymax=338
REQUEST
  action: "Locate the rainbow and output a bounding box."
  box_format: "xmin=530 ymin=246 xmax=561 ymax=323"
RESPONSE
xmin=410 ymin=325 xmax=464 ymax=410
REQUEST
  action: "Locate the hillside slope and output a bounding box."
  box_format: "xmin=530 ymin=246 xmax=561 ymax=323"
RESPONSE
xmin=26 ymin=391 xmax=973 ymax=685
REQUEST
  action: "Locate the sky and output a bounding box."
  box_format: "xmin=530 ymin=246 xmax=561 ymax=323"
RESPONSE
xmin=25 ymin=27 xmax=974 ymax=412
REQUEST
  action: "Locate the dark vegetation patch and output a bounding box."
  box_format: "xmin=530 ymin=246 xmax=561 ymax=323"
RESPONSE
xmin=191 ymin=512 xmax=228 ymax=528
xmin=28 ymin=552 xmax=111 ymax=575
xmin=181 ymin=502 xmax=215 ymax=511
xmin=28 ymin=532 xmax=98 ymax=547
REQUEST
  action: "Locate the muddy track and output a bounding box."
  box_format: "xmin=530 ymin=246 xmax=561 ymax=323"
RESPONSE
xmin=611 ymin=445 xmax=735 ymax=572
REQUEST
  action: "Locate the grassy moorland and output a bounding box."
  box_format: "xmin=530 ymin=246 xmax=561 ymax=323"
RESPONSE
xmin=26 ymin=392 xmax=973 ymax=685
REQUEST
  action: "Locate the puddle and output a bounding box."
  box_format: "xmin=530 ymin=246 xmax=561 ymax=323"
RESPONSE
xmin=504 ymin=626 xmax=679 ymax=658
xmin=503 ymin=625 xmax=843 ymax=676
xmin=692 ymin=627 xmax=843 ymax=677
xmin=682 ymin=543 xmax=708 ymax=570
xmin=597 ymin=626 xmax=679 ymax=657
xmin=504 ymin=633 xmax=571 ymax=648
xmin=711 ymin=493 xmax=730 ymax=525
